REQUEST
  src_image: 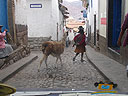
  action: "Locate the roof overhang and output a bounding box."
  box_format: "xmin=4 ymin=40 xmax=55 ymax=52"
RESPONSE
xmin=59 ymin=3 xmax=69 ymax=19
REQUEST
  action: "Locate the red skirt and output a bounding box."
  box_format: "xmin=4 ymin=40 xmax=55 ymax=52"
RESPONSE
xmin=74 ymin=44 xmax=86 ymax=53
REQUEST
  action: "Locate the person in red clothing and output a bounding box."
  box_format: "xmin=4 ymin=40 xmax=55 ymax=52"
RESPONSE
xmin=117 ymin=13 xmax=128 ymax=77
xmin=0 ymin=25 xmax=13 ymax=59
xmin=0 ymin=25 xmax=7 ymax=49
xmin=117 ymin=13 xmax=128 ymax=47
xmin=73 ymin=26 xmax=86 ymax=62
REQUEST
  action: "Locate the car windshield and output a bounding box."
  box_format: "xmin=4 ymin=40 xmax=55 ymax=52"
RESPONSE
xmin=0 ymin=0 xmax=128 ymax=96
xmin=11 ymin=91 xmax=128 ymax=96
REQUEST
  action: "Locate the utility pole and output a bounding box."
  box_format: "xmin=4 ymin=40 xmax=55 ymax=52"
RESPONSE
xmin=57 ymin=23 xmax=59 ymax=41
xmin=94 ymin=14 xmax=96 ymax=46
xmin=12 ymin=0 xmax=17 ymax=44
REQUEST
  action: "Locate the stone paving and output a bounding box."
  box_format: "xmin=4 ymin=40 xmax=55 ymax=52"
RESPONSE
xmin=5 ymin=46 xmax=106 ymax=90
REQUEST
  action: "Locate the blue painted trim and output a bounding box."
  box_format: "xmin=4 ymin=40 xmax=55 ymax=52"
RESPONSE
xmin=0 ymin=0 xmax=9 ymax=32
xmin=30 ymin=4 xmax=42 ymax=8
xmin=112 ymin=0 xmax=122 ymax=47
xmin=91 ymin=0 xmax=93 ymax=8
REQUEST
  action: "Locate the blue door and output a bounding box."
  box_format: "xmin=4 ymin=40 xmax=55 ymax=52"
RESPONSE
xmin=112 ymin=0 xmax=122 ymax=47
xmin=0 ymin=0 xmax=8 ymax=31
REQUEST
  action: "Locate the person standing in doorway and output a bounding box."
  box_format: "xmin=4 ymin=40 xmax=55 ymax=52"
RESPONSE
xmin=73 ymin=26 xmax=86 ymax=62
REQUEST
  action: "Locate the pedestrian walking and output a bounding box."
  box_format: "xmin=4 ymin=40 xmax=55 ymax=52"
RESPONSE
xmin=66 ymin=31 xmax=69 ymax=47
xmin=117 ymin=13 xmax=128 ymax=47
xmin=117 ymin=13 xmax=128 ymax=77
xmin=0 ymin=25 xmax=13 ymax=59
xmin=73 ymin=26 xmax=86 ymax=62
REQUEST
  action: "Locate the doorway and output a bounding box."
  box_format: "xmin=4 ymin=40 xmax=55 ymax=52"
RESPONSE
xmin=108 ymin=0 xmax=122 ymax=53
xmin=0 ymin=0 xmax=8 ymax=31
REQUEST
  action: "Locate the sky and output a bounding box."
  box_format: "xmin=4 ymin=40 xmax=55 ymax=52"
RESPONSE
xmin=65 ymin=0 xmax=80 ymax=2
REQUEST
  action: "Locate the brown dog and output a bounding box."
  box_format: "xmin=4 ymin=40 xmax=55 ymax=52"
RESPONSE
xmin=38 ymin=37 xmax=66 ymax=71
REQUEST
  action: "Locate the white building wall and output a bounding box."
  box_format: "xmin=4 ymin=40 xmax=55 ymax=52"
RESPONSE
xmin=15 ymin=0 xmax=64 ymax=41
xmin=99 ymin=0 xmax=106 ymax=38
xmin=59 ymin=10 xmax=64 ymax=40
xmin=88 ymin=8 xmax=94 ymax=33
xmin=68 ymin=30 xmax=74 ymax=41
xmin=125 ymin=0 xmax=128 ymax=14
xmin=94 ymin=0 xmax=99 ymax=30
xmin=27 ymin=0 xmax=53 ymax=38
xmin=88 ymin=0 xmax=94 ymax=33
xmin=51 ymin=0 xmax=60 ymax=40
xmin=98 ymin=0 xmax=100 ymax=30
xmin=14 ymin=0 xmax=27 ymax=25
xmin=87 ymin=0 xmax=98 ymax=33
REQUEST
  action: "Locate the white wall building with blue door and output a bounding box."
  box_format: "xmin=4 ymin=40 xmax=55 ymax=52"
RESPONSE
xmin=82 ymin=0 xmax=128 ymax=66
xmin=96 ymin=0 xmax=128 ymax=66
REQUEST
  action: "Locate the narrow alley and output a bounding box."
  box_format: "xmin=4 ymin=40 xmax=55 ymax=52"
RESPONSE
xmin=1 ymin=0 xmax=128 ymax=95
xmin=4 ymin=46 xmax=105 ymax=90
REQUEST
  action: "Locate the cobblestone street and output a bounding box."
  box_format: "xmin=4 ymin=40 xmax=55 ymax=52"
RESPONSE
xmin=5 ymin=46 xmax=106 ymax=90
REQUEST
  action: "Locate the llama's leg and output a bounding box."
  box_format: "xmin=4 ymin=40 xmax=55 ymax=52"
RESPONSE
xmin=56 ymin=57 xmax=58 ymax=64
xmin=45 ymin=56 xmax=48 ymax=68
xmin=59 ymin=56 xmax=62 ymax=66
xmin=55 ymin=57 xmax=59 ymax=68
xmin=38 ymin=54 xmax=47 ymax=71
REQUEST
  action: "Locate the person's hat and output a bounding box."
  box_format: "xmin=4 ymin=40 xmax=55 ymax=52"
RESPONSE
xmin=0 ymin=25 xmax=3 ymax=28
xmin=78 ymin=26 xmax=84 ymax=30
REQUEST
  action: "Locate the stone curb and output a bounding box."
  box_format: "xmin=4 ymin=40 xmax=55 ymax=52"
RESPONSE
xmin=85 ymin=46 xmax=128 ymax=92
xmin=0 ymin=54 xmax=38 ymax=83
xmin=85 ymin=49 xmax=111 ymax=82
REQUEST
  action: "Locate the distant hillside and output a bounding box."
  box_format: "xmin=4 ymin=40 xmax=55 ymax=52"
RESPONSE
xmin=63 ymin=0 xmax=84 ymax=20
